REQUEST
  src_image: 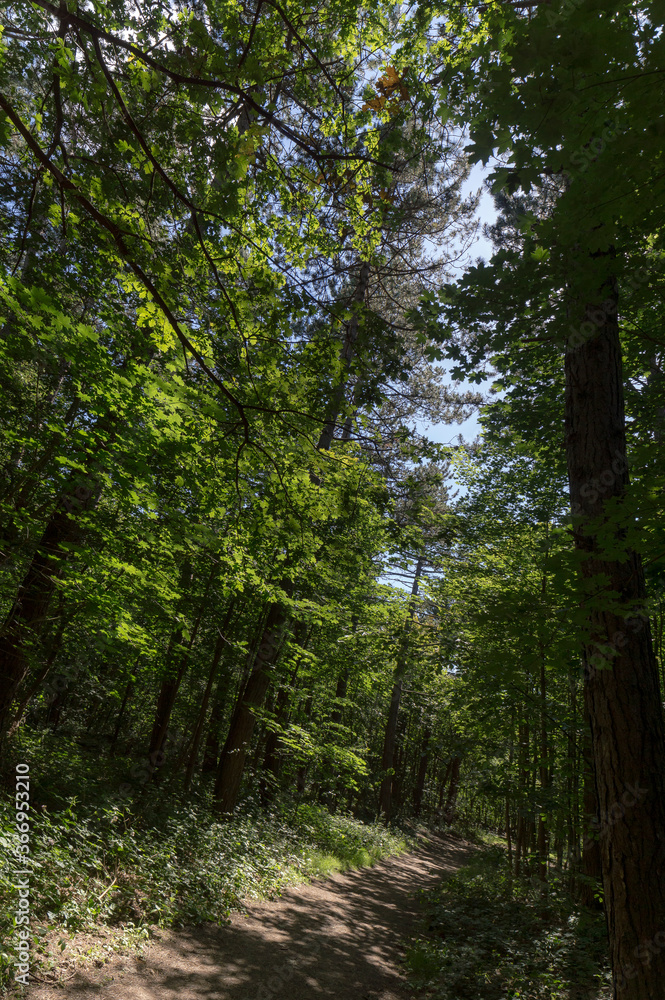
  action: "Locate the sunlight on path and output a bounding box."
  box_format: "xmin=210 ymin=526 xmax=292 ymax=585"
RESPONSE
xmin=30 ymin=834 xmax=474 ymax=1000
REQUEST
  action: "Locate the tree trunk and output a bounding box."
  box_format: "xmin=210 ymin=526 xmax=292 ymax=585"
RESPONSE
xmin=566 ymin=670 xmax=580 ymax=887
xmin=537 ymin=630 xmax=549 ymax=888
xmin=412 ymin=724 xmax=431 ymax=817
xmin=515 ymin=705 xmax=530 ymax=876
xmin=515 ymin=812 xmax=525 ymax=877
xmin=506 ymin=704 xmax=515 ymax=871
xmin=565 ymin=278 xmax=665 ymax=997
xmin=213 ymin=600 xmax=285 ymax=813
xmin=147 ymin=631 xmax=185 ymax=763
xmin=443 ymin=756 xmax=461 ymax=824
xmin=0 ymin=486 xmax=96 ymax=741
xmin=6 ymin=605 xmax=68 ymax=738
xmin=260 ymin=682 xmax=290 ymax=801
xmin=201 ymin=679 xmax=228 ymax=774
xmin=211 ymin=264 xmax=365 ymax=811
xmin=578 ymin=697 xmax=603 ymax=908
xmin=295 ymin=691 xmax=313 ymax=795
xmin=317 ymin=263 xmax=371 ymax=451
xmin=260 ymin=638 xmax=306 ymax=803
xmin=437 ymin=758 xmax=453 ymax=815
xmin=379 ymin=558 xmax=423 ymax=820
xmin=392 ymin=741 xmax=404 ymax=813
xmin=147 ymin=565 xmax=213 ymax=772
xmin=110 ymin=678 xmax=134 ymax=753
xmin=378 ymin=677 xmax=402 ymax=820
xmin=331 ymin=666 xmax=349 ymax=726
xmin=46 ymin=688 xmax=66 ymax=731
xmin=183 ymin=600 xmax=236 ymax=792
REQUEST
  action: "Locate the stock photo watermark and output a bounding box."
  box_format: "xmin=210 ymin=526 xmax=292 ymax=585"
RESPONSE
xmin=570 ymin=452 xmax=628 ymax=518
xmin=559 ymin=122 xmax=624 ymax=185
xmin=617 ymin=928 xmax=665 ymax=991
xmin=11 ymin=763 xmax=31 ymax=987
xmin=585 ymin=617 xmax=647 ymax=681
xmin=254 ymin=936 xmax=322 ymax=1000
xmin=583 ymin=781 xmax=649 ymax=852
xmin=557 ymin=264 xmax=650 ymax=353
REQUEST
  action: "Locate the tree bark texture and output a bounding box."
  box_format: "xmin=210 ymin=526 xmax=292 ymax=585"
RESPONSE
xmin=565 ymin=282 xmax=665 ymax=998
xmin=183 ymin=600 xmax=236 ymax=791
xmin=0 ymin=485 xmax=96 ymax=741
xmin=213 ymin=600 xmax=284 ymax=813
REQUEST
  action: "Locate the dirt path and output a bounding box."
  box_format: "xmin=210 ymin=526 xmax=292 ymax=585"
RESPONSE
xmin=30 ymin=833 xmax=474 ymax=1000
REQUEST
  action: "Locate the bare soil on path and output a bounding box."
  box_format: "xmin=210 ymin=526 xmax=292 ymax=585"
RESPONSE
xmin=29 ymin=833 xmax=474 ymax=1000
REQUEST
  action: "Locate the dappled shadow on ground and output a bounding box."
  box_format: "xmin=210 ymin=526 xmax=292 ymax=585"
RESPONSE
xmin=30 ymin=834 xmax=473 ymax=1000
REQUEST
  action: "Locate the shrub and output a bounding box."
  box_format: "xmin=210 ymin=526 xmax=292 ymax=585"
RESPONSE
xmin=405 ymin=845 xmax=611 ymax=1000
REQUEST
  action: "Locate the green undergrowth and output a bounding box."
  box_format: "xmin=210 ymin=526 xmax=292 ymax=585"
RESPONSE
xmin=406 ymin=843 xmax=611 ymax=1000
xmin=0 ymin=733 xmax=410 ymax=991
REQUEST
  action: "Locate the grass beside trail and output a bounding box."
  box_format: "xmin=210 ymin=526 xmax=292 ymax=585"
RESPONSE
xmin=406 ymin=841 xmax=611 ymax=1000
xmin=0 ymin=732 xmax=410 ymax=991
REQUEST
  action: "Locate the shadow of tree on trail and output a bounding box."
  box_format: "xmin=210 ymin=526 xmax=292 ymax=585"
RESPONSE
xmin=37 ymin=835 xmax=474 ymax=1000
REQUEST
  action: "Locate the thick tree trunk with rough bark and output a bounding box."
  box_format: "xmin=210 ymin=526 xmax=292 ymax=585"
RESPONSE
xmin=565 ymin=282 xmax=665 ymax=998
xmin=147 ymin=630 xmax=185 ymax=762
xmin=213 ymin=600 xmax=284 ymax=813
xmin=0 ymin=485 xmax=96 ymax=742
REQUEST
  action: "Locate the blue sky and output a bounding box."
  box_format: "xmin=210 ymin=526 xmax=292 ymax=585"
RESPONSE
xmin=419 ymin=163 xmax=497 ymax=445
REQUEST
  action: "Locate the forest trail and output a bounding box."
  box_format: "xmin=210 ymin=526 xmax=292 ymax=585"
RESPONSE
xmin=30 ymin=833 xmax=474 ymax=1000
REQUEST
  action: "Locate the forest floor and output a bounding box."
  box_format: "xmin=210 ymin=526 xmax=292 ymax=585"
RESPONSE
xmin=26 ymin=832 xmax=474 ymax=1000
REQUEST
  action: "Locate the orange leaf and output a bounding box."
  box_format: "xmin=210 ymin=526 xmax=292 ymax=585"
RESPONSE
xmin=362 ymin=66 xmax=409 ymax=112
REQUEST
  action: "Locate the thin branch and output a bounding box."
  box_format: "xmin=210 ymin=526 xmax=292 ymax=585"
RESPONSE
xmin=0 ymin=89 xmax=252 ymax=441
xmin=31 ymin=0 xmax=382 ymax=165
